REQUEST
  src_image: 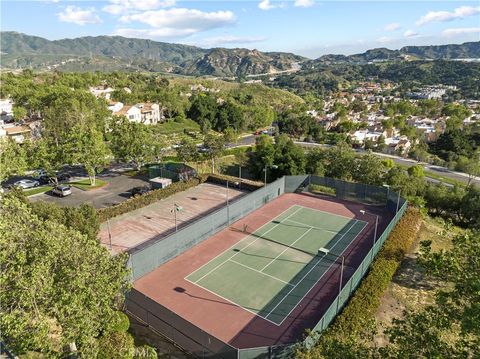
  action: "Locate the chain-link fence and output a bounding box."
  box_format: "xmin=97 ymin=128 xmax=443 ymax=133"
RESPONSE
xmin=128 ymin=177 xmax=285 ymax=280
xmin=126 ymin=175 xmax=407 ymax=358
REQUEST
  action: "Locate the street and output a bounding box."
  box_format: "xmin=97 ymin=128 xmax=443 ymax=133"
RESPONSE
xmin=231 ymin=135 xmax=479 ymax=186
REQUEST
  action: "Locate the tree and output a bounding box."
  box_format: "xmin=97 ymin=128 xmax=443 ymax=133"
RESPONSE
xmin=273 ymin=134 xmax=306 ymax=176
xmin=12 ymin=105 xmax=27 ymax=121
xmin=251 ymin=135 xmax=275 ymax=179
xmin=385 ymin=231 xmax=480 ymax=357
xmin=352 ymin=151 xmax=385 ymax=186
xmin=324 ymin=142 xmax=355 ymax=180
xmin=0 ymin=138 xmax=27 ymax=182
xmin=407 ymin=164 xmax=425 ymax=178
xmin=66 ymin=124 xmax=110 ymax=185
xmin=110 ymin=118 xmax=156 ymax=170
xmin=234 ymin=149 xmax=249 ymax=179
xmin=176 ymin=138 xmax=198 ymax=163
xmin=456 ymin=151 xmax=480 ymax=186
xmin=203 ymin=134 xmax=225 ymax=173
xmin=0 ymin=196 xmax=130 ymax=356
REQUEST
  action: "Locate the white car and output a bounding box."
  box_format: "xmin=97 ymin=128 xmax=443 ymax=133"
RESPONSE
xmin=13 ymin=179 xmax=40 ymax=189
xmin=52 ymin=185 xmax=72 ymax=197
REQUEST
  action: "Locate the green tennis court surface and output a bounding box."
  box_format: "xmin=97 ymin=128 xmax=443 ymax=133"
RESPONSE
xmin=185 ymin=205 xmax=367 ymax=325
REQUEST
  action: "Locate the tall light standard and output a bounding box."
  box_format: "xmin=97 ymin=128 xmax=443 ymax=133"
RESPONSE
xmin=171 ymin=203 xmax=183 ymax=231
xmin=264 ymin=164 xmax=278 ymax=187
xmin=383 ymin=184 xmax=390 ymax=207
xmin=226 ymin=180 xmax=239 ymax=225
xmin=318 ymin=247 xmax=345 ymax=313
xmin=360 ymin=210 xmax=379 ymax=259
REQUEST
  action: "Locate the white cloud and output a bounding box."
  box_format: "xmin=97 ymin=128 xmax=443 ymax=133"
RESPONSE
xmin=377 ymin=36 xmax=393 ymax=44
xmin=119 ymin=8 xmax=235 ymax=31
xmin=58 ymin=6 xmax=101 ymax=25
xmin=294 ymin=0 xmax=315 ymax=8
xmin=113 ymin=27 xmax=198 ymax=40
xmin=417 ymin=6 xmax=480 ymax=26
xmin=258 ymin=0 xmax=276 ymax=11
xmin=103 ymin=0 xmax=175 ymax=15
xmin=403 ymin=30 xmax=419 ymax=38
xmin=442 ymin=27 xmax=480 ymax=38
xmin=384 ymin=23 xmax=401 ymax=31
xmin=196 ymin=35 xmax=268 ymax=47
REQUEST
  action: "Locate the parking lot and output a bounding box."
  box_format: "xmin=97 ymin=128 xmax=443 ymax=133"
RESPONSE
xmin=28 ymin=171 xmax=150 ymax=209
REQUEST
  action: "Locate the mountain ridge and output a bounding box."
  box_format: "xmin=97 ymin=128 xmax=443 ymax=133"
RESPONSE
xmin=1 ymin=31 xmax=479 ymax=76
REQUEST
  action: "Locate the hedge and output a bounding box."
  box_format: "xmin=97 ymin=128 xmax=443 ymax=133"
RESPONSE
xmin=98 ymin=177 xmax=205 ymax=222
xmin=97 ymin=174 xmax=261 ymax=222
xmin=313 ymin=207 xmax=422 ymax=341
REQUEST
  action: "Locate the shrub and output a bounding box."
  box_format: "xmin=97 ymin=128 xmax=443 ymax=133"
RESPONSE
xmin=98 ymin=177 xmax=205 ymax=222
xmin=309 ymin=184 xmax=336 ymax=196
xmin=97 ymin=174 xmax=260 ymax=222
xmin=299 ymin=207 xmax=422 ymax=355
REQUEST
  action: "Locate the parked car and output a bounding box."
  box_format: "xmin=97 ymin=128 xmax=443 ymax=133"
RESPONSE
xmin=52 ymin=185 xmax=72 ymax=197
xmin=38 ymin=172 xmax=72 ymax=185
xmin=13 ymin=179 xmax=40 ymax=189
xmin=130 ymin=186 xmax=151 ymax=197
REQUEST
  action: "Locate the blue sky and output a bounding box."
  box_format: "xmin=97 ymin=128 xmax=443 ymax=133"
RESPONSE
xmin=1 ymin=1 xmax=479 ymax=58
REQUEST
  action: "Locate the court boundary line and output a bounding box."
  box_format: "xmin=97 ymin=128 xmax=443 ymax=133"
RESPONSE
xmin=283 ymin=218 xmax=349 ymax=235
xmin=288 ymin=202 xmax=370 ymax=224
xmin=259 ymin=227 xmax=313 ymax=272
xmin=185 ymin=204 xmax=369 ymax=326
xmin=268 ymin=220 xmax=369 ymax=326
xmin=228 ymin=259 xmax=294 ymax=286
xmin=184 ymin=276 xmax=281 ymax=327
xmin=185 ymin=205 xmax=303 ymax=283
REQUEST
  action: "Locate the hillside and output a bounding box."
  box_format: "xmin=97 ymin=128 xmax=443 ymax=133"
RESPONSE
xmin=0 ymin=32 xmax=304 ymax=77
xmin=316 ymin=42 xmax=480 ymax=64
xmin=2 ymin=32 xmax=478 ymax=76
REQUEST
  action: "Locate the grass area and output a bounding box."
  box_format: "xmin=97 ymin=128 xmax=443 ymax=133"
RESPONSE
xmin=155 ymin=118 xmax=200 ymax=135
xmin=69 ymin=179 xmax=108 ymax=191
xmin=373 ymin=215 xmax=460 ymax=346
xmin=423 ymin=170 xmax=467 ymax=187
xmin=396 ymin=163 xmax=466 ymax=187
xmin=24 ymin=186 xmax=53 ymax=197
xmin=122 ymin=169 xmax=148 ymax=177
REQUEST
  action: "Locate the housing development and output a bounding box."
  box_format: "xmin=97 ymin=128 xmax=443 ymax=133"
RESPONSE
xmin=1 ymin=1 xmax=479 ymax=359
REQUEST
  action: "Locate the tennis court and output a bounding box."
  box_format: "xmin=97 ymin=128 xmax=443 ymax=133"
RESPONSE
xmin=185 ymin=205 xmax=367 ymax=325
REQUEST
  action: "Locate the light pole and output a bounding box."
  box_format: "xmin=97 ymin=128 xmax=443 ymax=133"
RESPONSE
xmin=318 ymin=247 xmax=345 ymax=313
xmin=264 ymin=164 xmax=278 ymax=187
xmin=226 ymin=180 xmax=239 ymax=225
xmin=383 ymin=184 xmax=390 ymax=207
xmin=107 ymin=218 xmax=112 ymax=250
xmin=395 ymin=189 xmax=402 ymax=214
xmin=171 ymin=203 xmax=183 ymax=231
xmin=360 ymin=209 xmax=379 ymax=258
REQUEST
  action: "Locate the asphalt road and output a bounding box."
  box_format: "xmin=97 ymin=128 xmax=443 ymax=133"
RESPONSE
xmin=29 ymin=171 xmax=150 ymax=209
xmin=233 ymin=135 xmax=479 ymax=187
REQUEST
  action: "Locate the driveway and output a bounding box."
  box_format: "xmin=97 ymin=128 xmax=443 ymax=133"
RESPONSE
xmin=30 ymin=172 xmax=150 ymax=209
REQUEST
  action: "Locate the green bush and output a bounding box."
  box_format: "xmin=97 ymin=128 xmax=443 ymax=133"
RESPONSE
xmin=97 ymin=174 xmax=260 ymax=222
xmin=106 ymin=311 xmax=130 ymax=333
xmin=300 ymin=207 xmax=422 ymax=354
xmin=309 ymin=184 xmax=336 ymax=196
xmin=98 ymin=177 xmax=205 ymax=222
xmin=29 ymin=201 xmax=99 ymax=240
xmin=206 ymin=173 xmax=263 ymax=192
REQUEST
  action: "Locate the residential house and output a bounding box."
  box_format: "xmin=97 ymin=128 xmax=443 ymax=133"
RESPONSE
xmin=108 ymin=101 xmax=124 ymax=113
xmin=113 ymin=105 xmax=141 ymax=123
xmin=0 ymin=99 xmax=14 ymax=123
xmin=135 ymin=103 xmax=161 ymax=125
xmin=384 ymin=136 xmax=412 ymax=156
xmin=2 ymin=125 xmax=31 ymax=143
xmin=89 ymin=85 xmax=115 ymax=100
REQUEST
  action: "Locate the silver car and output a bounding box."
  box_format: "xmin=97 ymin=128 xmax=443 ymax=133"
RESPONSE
xmin=13 ymin=179 xmax=40 ymax=189
xmin=52 ymin=185 xmax=72 ymax=197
